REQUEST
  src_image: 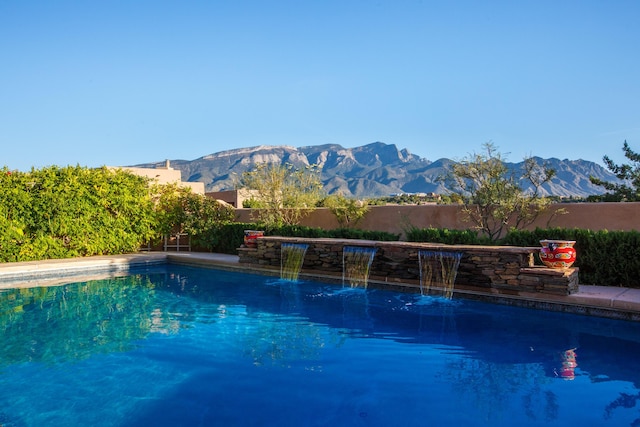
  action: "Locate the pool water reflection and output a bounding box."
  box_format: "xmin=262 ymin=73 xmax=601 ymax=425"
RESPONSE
xmin=0 ymin=265 xmax=639 ymax=426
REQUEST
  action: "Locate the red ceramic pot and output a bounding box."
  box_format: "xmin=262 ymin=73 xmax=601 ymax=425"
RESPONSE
xmin=243 ymin=230 xmax=264 ymax=247
xmin=539 ymin=240 xmax=576 ymax=268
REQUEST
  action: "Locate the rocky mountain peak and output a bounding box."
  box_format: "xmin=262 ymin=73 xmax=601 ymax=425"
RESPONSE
xmin=134 ymin=142 xmax=618 ymax=198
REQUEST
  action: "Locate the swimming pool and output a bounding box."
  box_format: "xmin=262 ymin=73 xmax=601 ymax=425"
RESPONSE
xmin=0 ymin=264 xmax=639 ymax=426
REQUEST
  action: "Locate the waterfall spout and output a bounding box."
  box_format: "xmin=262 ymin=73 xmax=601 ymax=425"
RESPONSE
xmin=342 ymin=246 xmax=377 ymax=289
xmin=418 ymin=250 xmax=463 ymax=299
xmin=280 ymin=243 xmax=309 ymax=281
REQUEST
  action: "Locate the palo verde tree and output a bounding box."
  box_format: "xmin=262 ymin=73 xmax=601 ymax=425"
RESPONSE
xmin=589 ymin=140 xmax=640 ymax=201
xmin=441 ymin=142 xmax=559 ymax=241
xmin=240 ymin=162 xmax=324 ymax=227
xmin=321 ymin=193 xmax=370 ymax=228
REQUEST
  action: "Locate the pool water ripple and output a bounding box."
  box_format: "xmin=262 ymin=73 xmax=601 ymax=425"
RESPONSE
xmin=0 ymin=265 xmax=639 ymax=426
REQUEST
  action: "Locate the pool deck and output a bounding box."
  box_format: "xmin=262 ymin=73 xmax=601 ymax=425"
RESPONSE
xmin=1 ymin=252 xmax=640 ymax=321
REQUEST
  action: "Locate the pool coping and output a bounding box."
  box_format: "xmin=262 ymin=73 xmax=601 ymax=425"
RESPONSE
xmin=1 ymin=252 xmax=640 ymax=321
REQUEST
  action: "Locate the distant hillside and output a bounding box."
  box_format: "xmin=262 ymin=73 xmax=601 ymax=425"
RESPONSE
xmin=133 ymin=142 xmax=618 ymax=198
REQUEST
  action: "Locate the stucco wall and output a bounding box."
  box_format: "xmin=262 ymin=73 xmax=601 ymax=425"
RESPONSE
xmin=114 ymin=165 xmax=205 ymax=194
xmin=235 ymin=202 xmax=640 ymax=237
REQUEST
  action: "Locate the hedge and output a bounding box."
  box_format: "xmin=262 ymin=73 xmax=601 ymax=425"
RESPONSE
xmin=407 ymin=226 xmax=640 ymax=288
xmin=207 ymin=223 xmax=400 ymax=254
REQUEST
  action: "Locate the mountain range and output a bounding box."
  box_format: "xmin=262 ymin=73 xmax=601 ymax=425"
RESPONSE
xmin=134 ymin=142 xmax=618 ymax=198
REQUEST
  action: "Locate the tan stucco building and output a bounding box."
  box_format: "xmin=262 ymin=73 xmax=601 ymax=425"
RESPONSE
xmin=112 ymin=160 xmax=205 ymax=194
xmin=205 ymin=189 xmax=257 ymax=208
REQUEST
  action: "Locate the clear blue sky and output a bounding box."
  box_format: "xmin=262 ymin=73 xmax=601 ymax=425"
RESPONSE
xmin=2 ymin=0 xmax=639 ymax=171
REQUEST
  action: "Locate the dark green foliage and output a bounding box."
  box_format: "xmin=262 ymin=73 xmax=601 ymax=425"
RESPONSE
xmin=206 ymin=223 xmax=251 ymax=254
xmin=500 ymin=227 xmax=583 ymax=267
xmin=267 ymin=225 xmax=399 ymax=241
xmin=237 ymin=224 xmax=399 ymax=241
xmin=405 ymin=227 xmax=492 ymax=245
xmin=149 ymin=183 xmax=236 ymax=253
xmin=175 ymin=195 xmax=235 ymax=251
xmin=0 ymin=166 xmax=156 ymax=261
xmin=265 ymin=224 xmax=326 ymax=239
xmin=407 ymin=226 xmax=640 ymax=287
xmin=325 ymin=228 xmax=400 ymax=241
xmin=500 ymin=228 xmax=640 ymax=288
xmin=592 ymin=231 xmax=640 ymax=287
xmin=0 ymin=166 xmax=237 ymax=261
xmin=207 ymin=223 xmax=400 ymax=254
xmin=500 ymin=227 xmax=582 ymax=246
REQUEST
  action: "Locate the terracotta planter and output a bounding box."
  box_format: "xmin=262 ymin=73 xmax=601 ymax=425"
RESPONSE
xmin=539 ymin=240 xmax=576 ymax=268
xmin=243 ymin=230 xmax=264 ymax=247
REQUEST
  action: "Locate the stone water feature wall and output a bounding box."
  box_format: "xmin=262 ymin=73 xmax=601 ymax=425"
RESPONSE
xmin=237 ymin=236 xmax=580 ymax=296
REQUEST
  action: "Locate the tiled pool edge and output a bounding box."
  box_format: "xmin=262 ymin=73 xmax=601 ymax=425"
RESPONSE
xmin=0 ymin=253 xmax=167 ymax=288
xmin=1 ymin=252 xmax=640 ymax=322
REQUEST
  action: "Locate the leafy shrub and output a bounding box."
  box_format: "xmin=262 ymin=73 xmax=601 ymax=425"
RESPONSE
xmin=406 ymin=225 xmax=640 ymax=287
xmin=268 ymin=225 xmax=399 ymax=241
xmin=206 ymin=223 xmax=250 ymax=254
xmin=207 ymin=223 xmax=400 ymax=254
xmin=151 ymin=184 xmax=236 ymax=251
xmin=405 ymin=227 xmax=491 ymax=245
xmin=574 ymin=230 xmax=640 ymax=287
xmin=502 ymin=228 xmax=640 ymax=287
xmin=0 ymin=166 xmax=156 ymax=261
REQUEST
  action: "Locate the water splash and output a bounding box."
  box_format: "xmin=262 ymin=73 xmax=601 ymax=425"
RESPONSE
xmin=342 ymin=246 xmax=377 ymax=289
xmin=280 ymin=243 xmax=309 ymax=281
xmin=418 ymin=250 xmax=463 ymax=299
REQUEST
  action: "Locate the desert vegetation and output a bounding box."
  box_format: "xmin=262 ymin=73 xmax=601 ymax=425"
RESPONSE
xmin=439 ymin=142 xmax=561 ymax=241
xmin=241 ymin=163 xmax=324 ymax=227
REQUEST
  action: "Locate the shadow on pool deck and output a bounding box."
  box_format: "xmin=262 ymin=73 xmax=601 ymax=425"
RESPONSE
xmin=1 ymin=252 xmax=639 ymax=321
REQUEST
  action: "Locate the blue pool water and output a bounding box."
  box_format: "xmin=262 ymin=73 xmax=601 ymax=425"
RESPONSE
xmin=1 ymin=265 xmax=640 ymax=426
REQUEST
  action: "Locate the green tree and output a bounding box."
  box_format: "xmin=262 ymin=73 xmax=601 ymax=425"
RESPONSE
xmin=320 ymin=194 xmax=369 ymax=228
xmin=442 ymin=142 xmax=558 ymax=241
xmin=240 ymin=162 xmax=324 ymax=227
xmin=589 ymin=140 xmax=640 ymax=201
xmin=321 ymin=194 xmax=370 ymax=228
xmin=150 ymin=183 xmax=236 ymax=250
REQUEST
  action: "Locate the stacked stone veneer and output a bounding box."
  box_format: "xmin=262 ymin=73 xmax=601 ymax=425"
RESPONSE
xmin=237 ymin=237 xmax=580 ymax=296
